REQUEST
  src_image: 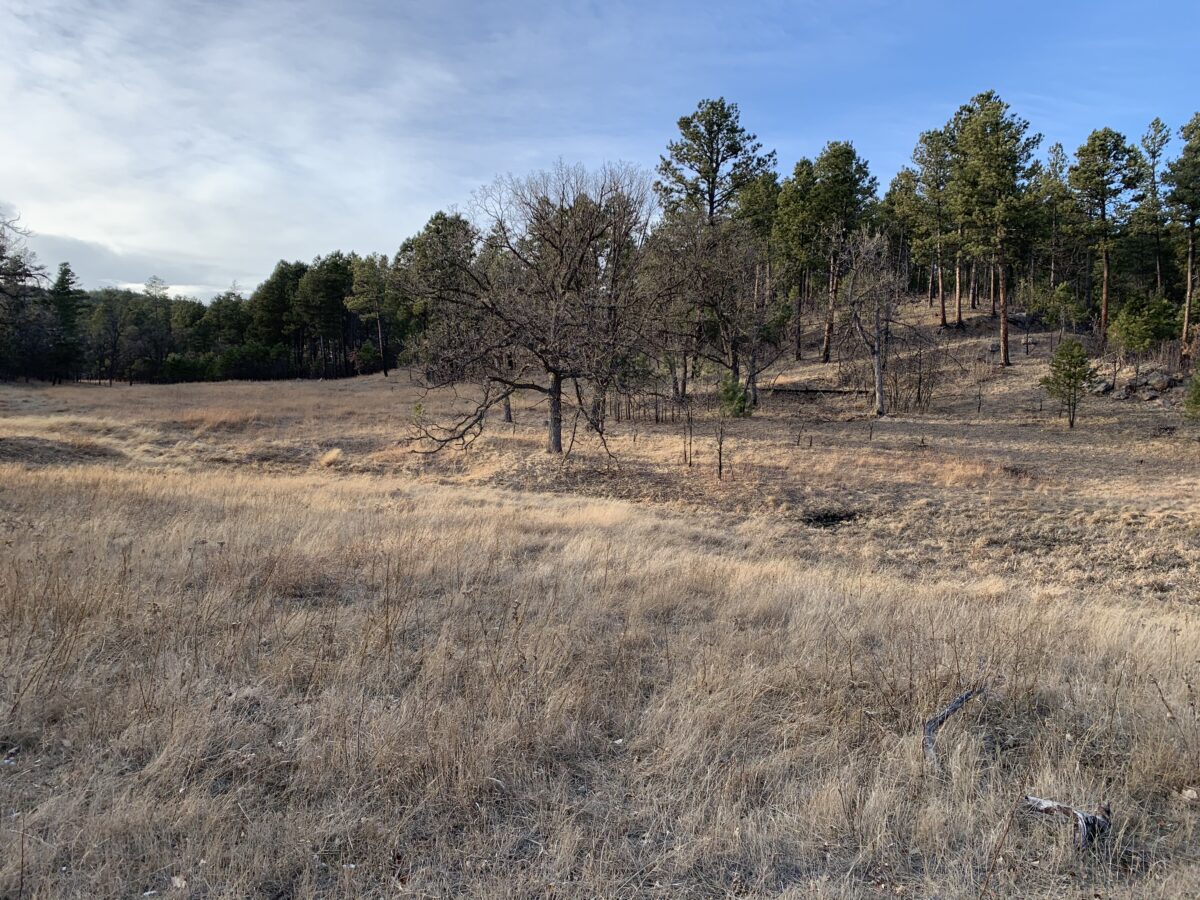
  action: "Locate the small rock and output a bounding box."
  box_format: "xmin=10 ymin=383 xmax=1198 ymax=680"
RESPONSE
xmin=1182 ymin=788 xmax=1198 ymax=802
xmin=1090 ymin=379 xmax=1114 ymax=395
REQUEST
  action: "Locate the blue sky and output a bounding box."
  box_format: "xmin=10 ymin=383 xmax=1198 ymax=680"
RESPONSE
xmin=3 ymin=0 xmax=1197 ymax=298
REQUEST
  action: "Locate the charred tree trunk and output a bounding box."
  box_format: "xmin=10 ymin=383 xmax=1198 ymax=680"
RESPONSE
xmin=1099 ymin=245 xmax=1111 ymax=349
xmin=547 ymin=371 xmax=562 ymax=454
xmin=998 ymin=248 xmax=1010 ymax=367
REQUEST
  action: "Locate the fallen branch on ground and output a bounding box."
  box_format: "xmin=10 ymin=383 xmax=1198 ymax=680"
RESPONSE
xmin=1024 ymin=796 xmax=1111 ymax=849
xmin=766 ymin=385 xmax=872 ymax=396
xmin=923 ymin=686 xmax=983 ymax=768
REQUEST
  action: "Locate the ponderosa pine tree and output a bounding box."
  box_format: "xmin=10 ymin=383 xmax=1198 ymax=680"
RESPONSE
xmin=912 ymin=127 xmax=953 ymax=328
xmin=47 ymin=262 xmax=85 ymax=383
xmin=294 ymin=252 xmax=354 ymax=377
xmin=1069 ymin=128 xmax=1140 ymax=348
xmin=656 ymin=98 xmax=776 ymax=225
xmin=248 ymin=260 xmax=308 ymax=363
xmin=348 ymin=253 xmax=402 ymax=376
xmin=805 ymin=141 xmax=877 ymax=362
xmin=1165 ymin=113 xmax=1200 ymax=362
xmin=773 ymin=157 xmax=819 ymax=358
xmin=951 ymin=91 xmax=1041 ymax=365
xmin=881 ymin=167 xmax=928 ymax=296
xmin=1030 ymin=143 xmax=1081 ymax=292
xmin=1041 ymin=338 xmax=1094 ymax=428
xmin=1137 ymin=118 xmax=1171 ymax=296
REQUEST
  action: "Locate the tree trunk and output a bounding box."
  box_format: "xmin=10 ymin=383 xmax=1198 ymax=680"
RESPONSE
xmin=969 ymin=258 xmax=977 ymax=310
xmin=547 ymin=372 xmax=562 ymax=453
xmin=1183 ymin=224 xmax=1195 ymax=364
xmin=989 ymin=261 xmax=997 ymax=317
xmin=998 ymin=249 xmax=1010 ymax=366
xmin=953 ymin=250 xmax=963 ymax=327
xmin=502 ymin=393 xmax=513 ymax=423
xmin=793 ymin=273 xmax=804 ymax=360
xmin=937 ymin=244 xmax=946 ymax=327
xmin=1155 ymin=228 xmax=1163 ymax=297
xmin=1099 ymin=246 xmax=1111 ymax=349
xmin=872 ymin=300 xmax=885 ymax=416
xmin=927 ymin=264 xmax=934 ymax=306
xmin=821 ymin=253 xmax=837 ymax=363
xmin=375 ymin=307 xmax=388 ymax=377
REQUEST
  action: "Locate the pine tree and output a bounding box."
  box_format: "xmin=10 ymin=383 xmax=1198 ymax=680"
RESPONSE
xmin=1136 ymin=118 xmax=1171 ymax=295
xmin=912 ymin=127 xmax=953 ymax=327
xmin=47 ymin=262 xmax=85 ymax=383
xmin=774 ymin=157 xmax=819 ymax=358
xmin=1041 ymin=338 xmax=1095 ymax=428
xmin=656 ymin=98 xmax=776 ymax=225
xmin=950 ymin=92 xmax=1041 ymax=365
xmin=807 ymin=141 xmax=877 ymax=361
xmin=1069 ymin=128 xmax=1140 ymax=348
xmin=1165 ymin=113 xmax=1200 ymax=362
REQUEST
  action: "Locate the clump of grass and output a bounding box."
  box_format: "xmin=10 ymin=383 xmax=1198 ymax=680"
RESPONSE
xmin=318 ymin=447 xmax=344 ymax=467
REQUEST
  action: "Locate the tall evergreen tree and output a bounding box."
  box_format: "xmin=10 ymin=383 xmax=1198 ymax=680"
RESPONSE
xmin=807 ymin=141 xmax=877 ymax=362
xmin=348 ymin=252 xmax=403 ymax=376
xmin=774 ymin=157 xmax=819 ymax=358
xmin=1069 ymin=128 xmax=1140 ymax=348
xmin=294 ymin=252 xmax=354 ymax=377
xmin=1136 ymin=118 xmax=1171 ymax=296
xmin=656 ymin=98 xmax=776 ymax=224
xmin=913 ymin=127 xmax=953 ymax=327
xmin=47 ymin=262 xmax=85 ymax=382
xmin=1166 ymin=113 xmax=1200 ymax=362
xmin=950 ymin=91 xmax=1041 ymax=365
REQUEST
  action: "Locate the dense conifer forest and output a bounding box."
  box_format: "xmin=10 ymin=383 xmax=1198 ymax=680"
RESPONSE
xmin=4 ymin=94 xmax=1197 ymax=401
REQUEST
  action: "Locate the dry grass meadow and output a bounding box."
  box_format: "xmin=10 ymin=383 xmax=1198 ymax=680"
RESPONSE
xmin=2 ymin=314 xmax=1199 ymax=897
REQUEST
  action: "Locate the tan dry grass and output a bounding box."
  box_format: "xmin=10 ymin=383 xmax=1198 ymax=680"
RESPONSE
xmin=1 ymin=318 xmax=1199 ymax=897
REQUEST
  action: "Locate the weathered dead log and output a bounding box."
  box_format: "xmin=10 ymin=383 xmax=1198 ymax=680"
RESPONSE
xmin=922 ymin=686 xmax=982 ymax=768
xmin=1024 ymin=795 xmax=1111 ymax=849
xmin=766 ymin=385 xmax=872 ymax=396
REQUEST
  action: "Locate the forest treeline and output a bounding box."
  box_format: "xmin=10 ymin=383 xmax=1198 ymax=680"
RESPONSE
xmin=2 ymin=92 xmax=1198 ymax=440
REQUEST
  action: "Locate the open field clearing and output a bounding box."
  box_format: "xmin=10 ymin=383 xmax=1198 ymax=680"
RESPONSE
xmin=2 ymin=329 xmax=1200 ymax=897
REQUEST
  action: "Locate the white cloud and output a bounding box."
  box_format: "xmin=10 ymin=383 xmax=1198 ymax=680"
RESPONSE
xmin=3 ymin=0 xmax=1186 ymax=298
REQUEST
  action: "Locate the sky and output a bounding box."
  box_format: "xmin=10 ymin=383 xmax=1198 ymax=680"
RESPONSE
xmin=3 ymin=0 xmax=1198 ymax=299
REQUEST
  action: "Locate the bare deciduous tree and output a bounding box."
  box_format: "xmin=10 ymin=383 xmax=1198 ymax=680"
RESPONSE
xmin=414 ymin=162 xmax=659 ymax=453
xmin=843 ymin=230 xmax=904 ymax=416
